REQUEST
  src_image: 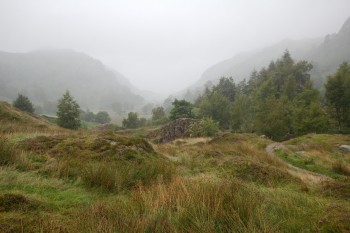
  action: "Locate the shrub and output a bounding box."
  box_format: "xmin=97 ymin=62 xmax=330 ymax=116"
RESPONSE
xmin=190 ymin=117 xmax=219 ymax=137
xmin=13 ymin=94 xmax=34 ymax=113
xmin=95 ymin=111 xmax=111 ymax=124
xmin=122 ymin=112 xmax=146 ymax=129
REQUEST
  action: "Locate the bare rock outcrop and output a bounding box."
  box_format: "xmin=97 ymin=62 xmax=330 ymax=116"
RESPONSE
xmin=148 ymin=118 xmax=199 ymax=143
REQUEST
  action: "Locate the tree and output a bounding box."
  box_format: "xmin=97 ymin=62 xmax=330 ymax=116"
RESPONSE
xmin=199 ymin=91 xmax=231 ymax=129
xmin=95 ymin=111 xmax=111 ymax=124
xmin=122 ymin=112 xmax=140 ymax=129
xmin=231 ymin=94 xmax=254 ymax=132
xmin=214 ymin=77 xmax=237 ymax=102
xmin=169 ymin=99 xmax=194 ymax=120
xmin=291 ymin=90 xmax=329 ymax=135
xmin=254 ymin=96 xmax=291 ymax=141
xmin=325 ymin=62 xmax=350 ymax=128
xmin=152 ymin=107 xmax=166 ymax=121
xmin=57 ymin=91 xmax=81 ymax=129
xmin=13 ymin=94 xmax=34 ymax=113
xmin=80 ymin=109 xmax=95 ymax=122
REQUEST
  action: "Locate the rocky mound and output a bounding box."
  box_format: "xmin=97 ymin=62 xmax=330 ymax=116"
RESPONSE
xmin=23 ymin=132 xmax=155 ymax=161
xmin=148 ymin=118 xmax=200 ymax=143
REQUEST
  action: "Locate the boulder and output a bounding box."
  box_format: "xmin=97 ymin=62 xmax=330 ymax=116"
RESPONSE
xmin=339 ymin=145 xmax=350 ymax=153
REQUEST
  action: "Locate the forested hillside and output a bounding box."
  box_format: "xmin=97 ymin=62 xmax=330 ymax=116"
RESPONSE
xmin=188 ymin=16 xmax=350 ymax=96
xmin=193 ymin=51 xmax=350 ymax=140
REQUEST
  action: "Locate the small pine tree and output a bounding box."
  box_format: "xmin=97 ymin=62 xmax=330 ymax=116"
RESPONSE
xmin=13 ymin=94 xmax=34 ymax=113
xmin=57 ymin=91 xmax=81 ymax=129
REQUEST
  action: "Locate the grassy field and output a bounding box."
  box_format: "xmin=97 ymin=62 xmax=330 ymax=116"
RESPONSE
xmin=0 ymin=103 xmax=350 ymax=232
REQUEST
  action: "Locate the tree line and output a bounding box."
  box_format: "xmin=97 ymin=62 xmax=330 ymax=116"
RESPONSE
xmin=190 ymin=51 xmax=349 ymax=140
xmin=11 ymin=51 xmax=350 ymax=136
xmin=12 ymin=90 xmax=111 ymax=129
xmin=123 ymin=51 xmax=349 ymax=140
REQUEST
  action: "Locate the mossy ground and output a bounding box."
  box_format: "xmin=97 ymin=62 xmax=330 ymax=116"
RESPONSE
xmin=0 ymin=118 xmax=350 ymax=232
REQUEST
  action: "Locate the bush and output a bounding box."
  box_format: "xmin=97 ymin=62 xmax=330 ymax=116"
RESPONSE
xmin=122 ymin=112 xmax=146 ymax=129
xmin=95 ymin=111 xmax=111 ymax=124
xmin=13 ymin=94 xmax=34 ymax=113
xmin=190 ymin=117 xmax=219 ymax=137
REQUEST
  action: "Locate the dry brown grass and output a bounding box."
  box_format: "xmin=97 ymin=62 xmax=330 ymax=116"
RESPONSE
xmin=0 ymin=101 xmax=66 ymax=134
xmin=75 ymin=177 xmax=279 ymax=233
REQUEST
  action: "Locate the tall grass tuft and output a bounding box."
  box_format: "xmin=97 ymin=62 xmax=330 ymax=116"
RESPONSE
xmin=0 ymin=138 xmax=15 ymax=166
xmin=76 ymin=177 xmax=278 ymax=232
xmin=0 ymin=138 xmax=31 ymax=169
xmin=332 ymin=161 xmax=350 ymax=176
xmin=81 ymin=159 xmax=175 ymax=192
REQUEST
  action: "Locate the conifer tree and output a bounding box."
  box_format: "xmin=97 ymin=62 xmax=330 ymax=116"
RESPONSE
xmin=57 ymin=91 xmax=81 ymax=129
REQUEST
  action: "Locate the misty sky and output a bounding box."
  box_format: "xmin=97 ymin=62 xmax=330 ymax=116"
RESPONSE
xmin=0 ymin=0 xmax=349 ymax=95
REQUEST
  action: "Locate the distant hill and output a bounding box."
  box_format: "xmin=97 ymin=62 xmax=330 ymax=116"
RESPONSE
xmin=188 ymin=16 xmax=350 ymax=95
xmin=308 ymin=16 xmax=350 ymax=87
xmin=0 ymin=49 xmax=145 ymax=114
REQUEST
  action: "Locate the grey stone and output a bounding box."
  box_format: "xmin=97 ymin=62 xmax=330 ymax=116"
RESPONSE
xmin=339 ymin=145 xmax=350 ymax=153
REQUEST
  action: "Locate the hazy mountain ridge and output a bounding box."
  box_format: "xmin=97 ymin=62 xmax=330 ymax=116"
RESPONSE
xmin=190 ymin=16 xmax=350 ymax=93
xmin=307 ymin=16 xmax=350 ymax=87
xmin=0 ymin=49 xmax=146 ymax=113
xmin=109 ymin=68 xmax=166 ymax=102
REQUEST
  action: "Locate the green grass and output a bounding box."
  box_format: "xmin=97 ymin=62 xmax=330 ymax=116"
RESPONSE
xmin=80 ymin=120 xmax=100 ymax=129
xmin=1 ymin=109 xmax=350 ymax=233
xmin=276 ymin=150 xmax=344 ymax=179
xmin=0 ymin=167 xmax=97 ymax=232
xmin=0 ymin=168 xmax=94 ymax=208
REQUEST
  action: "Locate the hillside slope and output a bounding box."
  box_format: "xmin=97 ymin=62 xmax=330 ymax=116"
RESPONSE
xmin=0 ymin=113 xmax=349 ymax=232
xmin=0 ymin=101 xmax=63 ymax=133
xmin=0 ymin=49 xmax=145 ymax=113
xmin=191 ymin=16 xmax=350 ymax=91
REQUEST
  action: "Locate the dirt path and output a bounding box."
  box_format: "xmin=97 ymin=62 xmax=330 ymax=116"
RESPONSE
xmin=265 ymin=143 xmax=332 ymax=184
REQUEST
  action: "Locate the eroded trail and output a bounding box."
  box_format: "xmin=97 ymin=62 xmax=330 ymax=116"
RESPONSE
xmin=265 ymin=143 xmax=332 ymax=184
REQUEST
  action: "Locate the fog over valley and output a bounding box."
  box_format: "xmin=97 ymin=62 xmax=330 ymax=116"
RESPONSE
xmin=2 ymin=1 xmax=350 ymax=232
xmin=0 ymin=0 xmax=349 ymax=96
